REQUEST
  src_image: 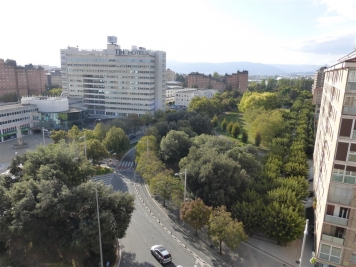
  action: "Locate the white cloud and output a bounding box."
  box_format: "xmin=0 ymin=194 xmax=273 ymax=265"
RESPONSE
xmin=315 ymin=16 xmax=345 ymax=27
xmin=318 ymin=0 xmax=356 ymax=21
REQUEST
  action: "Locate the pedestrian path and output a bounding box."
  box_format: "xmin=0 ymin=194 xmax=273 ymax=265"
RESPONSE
xmin=116 ymin=161 xmax=135 ymax=171
xmin=0 ymin=163 xmax=9 ymax=173
xmin=91 ymin=173 xmax=114 ymax=186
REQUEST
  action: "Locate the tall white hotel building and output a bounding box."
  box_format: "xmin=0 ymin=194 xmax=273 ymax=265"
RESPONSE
xmin=60 ymin=36 xmax=166 ymax=117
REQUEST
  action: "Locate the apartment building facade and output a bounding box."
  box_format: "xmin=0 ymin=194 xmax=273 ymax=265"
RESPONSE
xmin=166 ymin=68 xmax=175 ymax=81
xmin=46 ymin=70 xmax=62 ymax=89
xmin=187 ymin=71 xmax=248 ymax=92
xmin=60 ymin=37 xmax=166 ymax=117
xmin=313 ymin=50 xmax=356 ymax=267
xmin=0 ymin=59 xmax=46 ymax=98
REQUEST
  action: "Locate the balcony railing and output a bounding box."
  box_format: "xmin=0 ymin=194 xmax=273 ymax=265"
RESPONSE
xmin=328 ymin=195 xmax=352 ymax=206
xmin=322 ymin=234 xmax=344 ymax=245
xmin=343 ymin=106 xmax=356 ymax=115
xmin=325 ymin=215 xmax=348 ymax=226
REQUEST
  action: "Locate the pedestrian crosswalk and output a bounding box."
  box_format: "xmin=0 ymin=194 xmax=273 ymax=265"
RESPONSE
xmin=91 ymin=173 xmax=114 ymax=186
xmin=116 ymin=161 xmax=135 ymax=171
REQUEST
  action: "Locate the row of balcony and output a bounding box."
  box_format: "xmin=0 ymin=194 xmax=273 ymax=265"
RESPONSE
xmin=321 ymin=234 xmax=344 ymax=245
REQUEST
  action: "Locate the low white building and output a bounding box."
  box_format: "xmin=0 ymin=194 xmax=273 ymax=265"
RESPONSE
xmin=166 ymin=86 xmax=183 ymax=103
xmin=175 ymin=88 xmax=217 ymax=107
xmin=0 ymin=103 xmax=38 ymax=142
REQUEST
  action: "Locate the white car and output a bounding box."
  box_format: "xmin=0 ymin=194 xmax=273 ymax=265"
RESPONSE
xmin=150 ymin=245 xmax=172 ymax=264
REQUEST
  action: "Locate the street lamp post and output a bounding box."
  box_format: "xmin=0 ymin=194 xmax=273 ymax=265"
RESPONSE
xmin=175 ymin=168 xmax=187 ymax=202
xmin=42 ymin=127 xmax=45 ymax=146
xmin=299 ymin=219 xmax=309 ymax=267
xmin=95 ymin=180 xmax=104 ymax=267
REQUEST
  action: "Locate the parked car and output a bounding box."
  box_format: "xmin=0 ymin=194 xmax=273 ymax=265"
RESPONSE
xmin=129 ymin=134 xmax=136 ymax=139
xmin=150 ymin=245 xmax=172 ymax=264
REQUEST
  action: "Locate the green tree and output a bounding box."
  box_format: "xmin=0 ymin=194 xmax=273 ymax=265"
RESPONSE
xmin=212 ymin=71 xmax=220 ymax=78
xmin=103 ymin=127 xmax=129 ymax=156
xmin=150 ymin=170 xmax=178 ymax=207
xmin=45 ymin=87 xmax=62 ymax=96
xmin=50 ymin=130 xmax=68 ymax=143
xmin=250 ymin=109 xmax=285 ymax=145
xmin=208 ymin=206 xmax=247 ymax=254
xmin=141 ymin=111 xmax=154 ymax=126
xmin=93 ymin=123 xmax=109 ymax=142
xmin=180 ymin=147 xmax=251 ymax=208
xmin=136 ymin=151 xmax=166 ymax=183
xmin=127 ymin=114 xmax=143 ymax=134
xmin=227 ymin=121 xmax=234 ymax=134
xmin=160 ymin=130 xmax=192 ymax=165
xmin=212 ymin=115 xmax=218 ymax=128
xmin=67 ymin=125 xmax=81 ymax=142
xmin=189 ymin=114 xmax=213 ymax=135
xmin=180 ymin=198 xmax=212 ymax=236
xmin=221 ymin=118 xmax=227 ymax=131
xmin=255 ymin=132 xmax=261 ymax=147
xmin=135 ymin=135 xmax=158 ymax=163
xmin=241 ymin=130 xmax=248 ymax=143
xmin=231 ymin=122 xmax=240 ymax=138
xmin=86 ymin=139 xmax=108 ymax=164
xmin=144 ymin=126 xmax=161 ymax=142
xmin=239 ymin=92 xmax=280 ymax=112
xmin=109 ymin=119 xmax=128 ymax=133
xmin=262 ymin=202 xmax=304 ymax=245
xmin=277 ymin=176 xmax=309 ymax=201
xmin=0 ymin=92 xmax=18 ymax=102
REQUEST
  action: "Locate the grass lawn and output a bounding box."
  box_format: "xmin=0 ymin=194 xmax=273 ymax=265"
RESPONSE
xmin=215 ymin=110 xmax=269 ymax=153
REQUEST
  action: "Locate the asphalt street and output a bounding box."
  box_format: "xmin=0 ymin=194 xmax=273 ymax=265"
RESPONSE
xmin=112 ymin=149 xmax=284 ymax=267
xmin=112 ymin=171 xmax=205 ymax=267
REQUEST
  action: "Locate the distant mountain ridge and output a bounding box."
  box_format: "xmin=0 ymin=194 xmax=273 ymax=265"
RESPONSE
xmin=167 ymin=60 xmax=325 ymax=76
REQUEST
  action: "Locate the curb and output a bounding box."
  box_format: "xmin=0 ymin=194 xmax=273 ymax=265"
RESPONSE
xmin=134 ymin=183 xmax=212 ymax=267
xmin=141 ymin=182 xmax=295 ymax=267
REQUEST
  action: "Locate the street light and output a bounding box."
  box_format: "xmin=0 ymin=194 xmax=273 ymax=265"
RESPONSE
xmin=94 ymin=180 xmax=104 ymax=267
xmin=175 ymin=168 xmax=187 ymax=202
xmin=42 ymin=127 xmax=45 ymax=146
xmin=298 ymin=219 xmax=309 ymax=267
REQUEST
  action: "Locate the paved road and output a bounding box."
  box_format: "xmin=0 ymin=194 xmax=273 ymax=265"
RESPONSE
xmin=112 ymin=172 xmax=209 ymax=267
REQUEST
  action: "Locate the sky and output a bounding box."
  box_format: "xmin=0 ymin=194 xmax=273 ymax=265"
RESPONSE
xmin=1 ymin=0 xmax=355 ymax=67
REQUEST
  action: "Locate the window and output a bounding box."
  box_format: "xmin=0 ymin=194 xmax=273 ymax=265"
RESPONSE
xmin=319 ymin=244 xmax=342 ymax=264
xmin=351 ymin=254 xmax=356 ymax=262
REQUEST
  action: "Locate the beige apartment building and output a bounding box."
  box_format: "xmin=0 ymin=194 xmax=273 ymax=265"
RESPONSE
xmin=166 ymin=68 xmax=176 ymax=81
xmin=314 ymin=50 xmax=356 ymax=267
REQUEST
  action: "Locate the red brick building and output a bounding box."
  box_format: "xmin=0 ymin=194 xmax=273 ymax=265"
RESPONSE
xmin=0 ymin=59 xmax=46 ymax=98
xmin=188 ymin=70 xmax=248 ymax=92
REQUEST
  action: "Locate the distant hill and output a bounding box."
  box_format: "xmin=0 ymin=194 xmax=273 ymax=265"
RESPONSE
xmin=167 ymin=60 xmax=324 ymax=76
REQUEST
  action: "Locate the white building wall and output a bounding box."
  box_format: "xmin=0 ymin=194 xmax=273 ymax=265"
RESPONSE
xmin=60 ymin=40 xmax=166 ymax=117
xmin=175 ymin=88 xmax=217 ymax=107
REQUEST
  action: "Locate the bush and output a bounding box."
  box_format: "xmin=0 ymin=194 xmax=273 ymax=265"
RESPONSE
xmin=242 ymin=130 xmax=248 ymax=143
xmin=94 ymin=166 xmax=112 ymax=175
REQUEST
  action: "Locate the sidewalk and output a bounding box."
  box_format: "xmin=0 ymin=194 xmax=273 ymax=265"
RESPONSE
xmin=0 ymin=134 xmax=53 ymax=170
xmin=141 ymin=182 xmax=315 ymax=267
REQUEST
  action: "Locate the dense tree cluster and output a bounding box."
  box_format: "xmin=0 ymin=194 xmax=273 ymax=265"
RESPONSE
xmin=0 ymin=141 xmax=135 ymax=266
xmin=232 ymin=93 xmax=313 ymax=244
xmin=188 ymin=90 xmax=241 ymax=117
